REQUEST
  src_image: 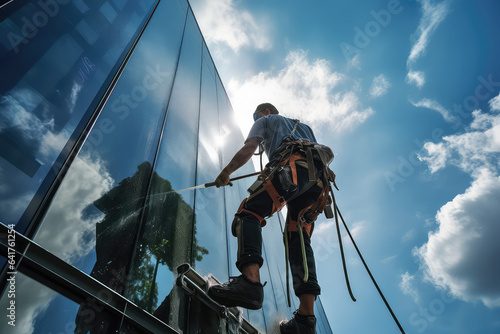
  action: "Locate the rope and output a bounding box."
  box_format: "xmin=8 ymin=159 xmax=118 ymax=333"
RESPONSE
xmin=330 ymin=190 xmax=406 ymax=334
xmin=290 ymin=119 xmax=300 ymax=137
xmin=331 ymin=187 xmax=356 ymax=302
xmin=283 ymin=220 xmax=292 ymax=307
xmin=297 ymin=218 xmax=309 ymax=283
xmin=254 ymin=143 xmax=265 ymax=171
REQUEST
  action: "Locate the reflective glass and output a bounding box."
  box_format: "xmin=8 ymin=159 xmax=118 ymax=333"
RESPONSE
xmin=124 ymin=9 xmax=202 ymax=326
xmin=32 ymin=0 xmax=185 ymax=298
xmin=316 ymin=297 xmax=333 ymax=334
xmin=0 ymin=272 xmax=120 ymax=333
xmin=215 ymin=74 xmax=247 ymax=277
xmin=262 ymin=214 xmax=295 ymax=319
xmin=0 ymin=0 xmax=156 ymax=229
xmin=176 ymin=0 xmax=189 ymax=13
xmin=247 ymin=307 xmax=267 ymax=333
xmin=259 ymin=245 xmax=281 ymax=330
xmin=192 ymin=48 xmax=228 ymax=281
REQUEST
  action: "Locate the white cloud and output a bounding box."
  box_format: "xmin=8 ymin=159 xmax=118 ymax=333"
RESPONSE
xmin=417 ymin=93 xmax=500 ymax=308
xmin=406 ymin=0 xmax=451 ymax=88
xmin=411 ymin=98 xmax=456 ymax=122
xmin=402 ymin=229 xmax=416 ymax=242
xmin=0 ymin=274 xmax=56 ymax=334
xmin=0 ymin=91 xmax=54 ymax=141
xmin=228 ymin=49 xmax=374 ymax=136
xmin=415 ymin=169 xmax=500 ymax=307
xmin=190 ymin=0 xmax=271 ymax=54
xmin=39 ymin=129 xmax=71 ymax=160
xmin=400 ymin=271 xmax=420 ymax=303
xmin=34 ymin=155 xmax=114 ymax=263
xmin=406 ymin=70 xmax=425 ymax=88
xmin=381 ymin=255 xmax=397 ymax=263
xmin=407 ymin=0 xmax=451 ymax=65
xmin=68 ymin=81 xmax=82 ymax=113
xmin=0 ymin=89 xmax=68 ymax=162
xmin=314 ymin=219 xmax=336 ymax=236
xmin=347 ymin=54 xmax=361 ymax=70
xmin=419 ymin=141 xmax=450 ymax=173
xmin=419 ymin=110 xmax=500 ymax=174
xmin=349 ymin=220 xmax=370 ymax=240
xmin=369 ymin=74 xmax=391 ymax=98
xmin=313 ymin=220 xmax=339 ymax=263
xmin=489 ymin=92 xmax=500 ymax=111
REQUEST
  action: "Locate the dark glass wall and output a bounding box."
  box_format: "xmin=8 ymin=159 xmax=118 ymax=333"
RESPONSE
xmin=0 ymin=0 xmax=333 ymax=333
xmin=0 ymin=0 xmax=158 ymax=233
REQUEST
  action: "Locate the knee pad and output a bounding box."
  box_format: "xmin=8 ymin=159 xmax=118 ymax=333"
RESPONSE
xmin=232 ymin=214 xmax=243 ymax=237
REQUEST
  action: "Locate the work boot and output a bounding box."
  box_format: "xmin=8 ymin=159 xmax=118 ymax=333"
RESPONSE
xmin=280 ymin=311 xmax=316 ymax=334
xmin=208 ymin=274 xmax=264 ymax=310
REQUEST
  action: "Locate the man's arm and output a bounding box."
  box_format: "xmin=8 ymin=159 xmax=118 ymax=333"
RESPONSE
xmin=214 ymin=137 xmax=261 ymax=187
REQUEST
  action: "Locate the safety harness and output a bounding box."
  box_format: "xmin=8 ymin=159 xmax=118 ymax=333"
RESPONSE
xmin=235 ymin=119 xmax=339 ymax=306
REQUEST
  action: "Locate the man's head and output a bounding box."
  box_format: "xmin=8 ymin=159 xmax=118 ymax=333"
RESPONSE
xmin=253 ymin=103 xmax=279 ymax=121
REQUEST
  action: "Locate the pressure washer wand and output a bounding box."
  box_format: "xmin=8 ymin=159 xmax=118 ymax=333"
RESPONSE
xmin=174 ymin=171 xmax=261 ymax=193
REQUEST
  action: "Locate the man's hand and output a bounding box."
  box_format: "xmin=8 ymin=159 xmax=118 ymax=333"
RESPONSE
xmin=214 ymin=169 xmax=231 ymax=188
xmin=214 ymin=138 xmax=261 ymax=188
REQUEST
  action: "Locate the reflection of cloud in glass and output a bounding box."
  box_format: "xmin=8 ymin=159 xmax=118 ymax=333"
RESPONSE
xmin=0 ymin=88 xmax=70 ymax=161
xmin=39 ymin=129 xmax=71 ymax=160
xmin=68 ymin=81 xmax=83 ymax=114
xmin=0 ymin=193 xmax=32 ymax=218
xmin=199 ymin=130 xmax=225 ymax=164
xmin=200 ymin=139 xmax=219 ymax=164
xmin=35 ymin=154 xmax=114 ymax=263
xmin=0 ymin=91 xmax=54 ymax=141
xmin=0 ymin=274 xmax=56 ymax=334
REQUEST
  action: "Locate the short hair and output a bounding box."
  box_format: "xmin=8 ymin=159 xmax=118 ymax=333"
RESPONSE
xmin=255 ymin=103 xmax=279 ymax=114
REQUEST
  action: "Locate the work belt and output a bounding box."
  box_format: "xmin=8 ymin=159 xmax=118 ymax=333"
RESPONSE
xmin=238 ymin=140 xmax=335 ymax=227
xmin=235 ymin=140 xmax=338 ymax=306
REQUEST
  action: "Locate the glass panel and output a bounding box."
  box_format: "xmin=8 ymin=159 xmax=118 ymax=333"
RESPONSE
xmin=260 ymin=245 xmax=280 ymax=329
xmin=215 ymin=74 xmax=247 ymax=277
xmin=0 ymin=272 xmax=120 ymax=334
xmin=0 ymin=0 xmax=156 ymax=229
xmin=262 ymin=214 xmax=296 ymax=320
xmin=316 ymin=297 xmax=333 ymax=334
xmin=124 ymin=9 xmax=202 ymax=327
xmin=247 ymin=308 xmax=267 ymax=333
xmin=176 ymin=0 xmax=189 ymax=13
xmin=192 ymin=48 xmax=228 ymax=282
xmin=32 ymin=0 xmax=185 ymax=299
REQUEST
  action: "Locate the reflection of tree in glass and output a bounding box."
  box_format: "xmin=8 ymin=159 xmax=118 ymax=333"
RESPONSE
xmin=74 ymin=162 xmax=208 ymax=332
xmin=127 ymin=167 xmax=208 ymax=314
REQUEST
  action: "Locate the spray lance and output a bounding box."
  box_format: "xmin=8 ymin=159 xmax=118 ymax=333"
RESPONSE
xmin=121 ymin=172 xmax=263 ymax=209
xmin=173 ymin=171 xmax=261 ymax=193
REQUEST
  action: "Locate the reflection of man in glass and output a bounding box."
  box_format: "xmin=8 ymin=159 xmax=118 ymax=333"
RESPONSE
xmin=74 ymin=162 xmax=207 ymax=332
xmin=209 ymin=103 xmax=333 ymax=333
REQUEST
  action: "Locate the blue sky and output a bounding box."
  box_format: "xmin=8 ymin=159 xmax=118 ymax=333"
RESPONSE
xmin=189 ymin=0 xmax=500 ymax=333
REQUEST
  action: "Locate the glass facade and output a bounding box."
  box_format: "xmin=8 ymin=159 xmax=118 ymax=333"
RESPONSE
xmin=0 ymin=0 xmax=332 ymax=333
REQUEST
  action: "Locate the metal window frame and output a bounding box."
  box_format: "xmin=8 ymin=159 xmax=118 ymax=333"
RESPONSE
xmin=0 ymin=223 xmax=179 ymax=333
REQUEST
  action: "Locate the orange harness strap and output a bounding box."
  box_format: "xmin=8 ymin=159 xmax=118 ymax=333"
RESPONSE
xmin=287 ymin=183 xmax=330 ymax=237
xmin=263 ymin=178 xmax=286 ymax=213
xmin=237 ymin=148 xmax=328 ymax=231
xmin=287 ymin=204 xmax=315 ymax=236
xmin=236 ymin=198 xmax=267 ymax=227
